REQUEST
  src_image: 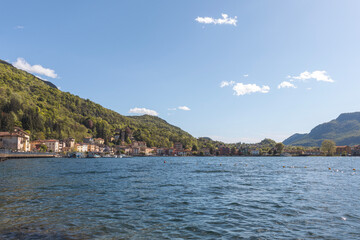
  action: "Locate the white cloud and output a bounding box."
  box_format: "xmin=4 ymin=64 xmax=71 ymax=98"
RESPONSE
xmin=178 ymin=106 xmax=190 ymax=111
xmin=220 ymin=80 xmax=235 ymax=88
xmin=289 ymin=70 xmax=334 ymax=83
xmin=243 ymin=74 xmax=249 ymax=77
xmin=129 ymin=107 xmax=158 ymax=116
xmin=13 ymin=57 xmax=58 ymax=78
xmin=232 ymin=83 xmax=270 ymax=96
xmin=307 ymin=87 xmax=312 ymax=90
xmin=15 ymin=25 xmax=24 ymax=29
xmin=278 ymin=81 xmax=296 ymax=89
xmin=195 ymin=13 xmax=237 ymax=26
xmin=168 ymin=108 xmax=177 ymax=111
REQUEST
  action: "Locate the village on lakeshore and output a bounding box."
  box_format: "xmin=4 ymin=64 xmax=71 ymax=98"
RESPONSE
xmin=0 ymin=126 xmax=359 ymax=158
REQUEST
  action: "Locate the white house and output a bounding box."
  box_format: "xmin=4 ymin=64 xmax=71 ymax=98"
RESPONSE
xmin=41 ymin=139 xmax=60 ymax=152
xmin=0 ymin=127 xmax=30 ymax=152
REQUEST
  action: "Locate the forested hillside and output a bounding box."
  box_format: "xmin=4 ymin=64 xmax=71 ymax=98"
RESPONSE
xmin=0 ymin=59 xmax=197 ymax=148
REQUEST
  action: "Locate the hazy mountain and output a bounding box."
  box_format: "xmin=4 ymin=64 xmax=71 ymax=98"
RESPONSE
xmin=283 ymin=112 xmax=360 ymax=146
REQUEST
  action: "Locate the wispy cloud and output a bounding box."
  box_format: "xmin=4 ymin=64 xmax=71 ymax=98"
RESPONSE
xmin=168 ymin=106 xmax=191 ymax=111
xmin=129 ymin=107 xmax=158 ymax=116
xmin=220 ymin=81 xmax=235 ymax=88
xmin=278 ymin=81 xmax=296 ymax=89
xmin=178 ymin=106 xmax=190 ymax=111
xmin=243 ymin=74 xmax=249 ymax=77
xmin=288 ymin=70 xmax=334 ymax=83
xmin=15 ymin=25 xmax=24 ymax=29
xmin=195 ymin=13 xmax=237 ymax=26
xmin=231 ymin=83 xmax=270 ymax=96
xmin=13 ymin=57 xmax=58 ymax=78
xmin=221 ymin=81 xmax=270 ymax=96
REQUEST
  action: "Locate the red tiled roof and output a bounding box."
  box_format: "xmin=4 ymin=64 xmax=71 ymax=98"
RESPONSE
xmin=42 ymin=139 xmax=59 ymax=142
xmin=0 ymin=132 xmax=26 ymax=138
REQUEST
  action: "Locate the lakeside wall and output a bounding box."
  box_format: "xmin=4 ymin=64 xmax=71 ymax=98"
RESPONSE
xmin=0 ymin=150 xmax=56 ymax=161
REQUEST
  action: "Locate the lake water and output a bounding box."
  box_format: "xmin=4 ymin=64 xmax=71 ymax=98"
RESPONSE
xmin=1 ymin=157 xmax=360 ymax=239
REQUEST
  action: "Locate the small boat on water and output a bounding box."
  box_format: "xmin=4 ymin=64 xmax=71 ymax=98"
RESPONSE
xmin=68 ymin=152 xmax=85 ymax=158
xmin=87 ymin=152 xmax=101 ymax=158
xmin=102 ymin=154 xmax=118 ymax=158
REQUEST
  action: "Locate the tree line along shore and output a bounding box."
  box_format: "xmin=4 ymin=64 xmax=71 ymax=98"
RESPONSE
xmin=0 ymin=127 xmax=356 ymax=157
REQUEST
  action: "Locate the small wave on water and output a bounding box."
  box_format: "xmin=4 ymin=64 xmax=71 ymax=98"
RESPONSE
xmin=1 ymin=156 xmax=360 ymax=239
xmin=0 ymin=225 xmax=85 ymax=240
xmin=60 ymin=170 xmax=113 ymax=175
xmin=192 ymin=169 xmax=232 ymax=173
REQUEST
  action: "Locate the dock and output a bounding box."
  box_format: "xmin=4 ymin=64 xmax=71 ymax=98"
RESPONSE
xmin=0 ymin=150 xmax=57 ymax=161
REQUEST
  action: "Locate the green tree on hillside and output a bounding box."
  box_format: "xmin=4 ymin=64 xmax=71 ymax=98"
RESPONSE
xmin=275 ymin=143 xmax=285 ymax=155
xmin=320 ymin=140 xmax=336 ymax=156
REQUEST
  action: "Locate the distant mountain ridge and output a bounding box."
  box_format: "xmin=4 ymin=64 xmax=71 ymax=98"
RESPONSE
xmin=283 ymin=112 xmax=360 ymax=146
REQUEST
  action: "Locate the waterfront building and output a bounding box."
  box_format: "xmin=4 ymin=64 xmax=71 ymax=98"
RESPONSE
xmin=88 ymin=144 xmax=96 ymax=152
xmin=64 ymin=138 xmax=76 ymax=148
xmin=144 ymin=147 xmax=154 ymax=155
xmin=303 ymin=148 xmax=322 ymax=156
xmin=132 ymin=147 xmax=140 ymax=155
xmin=76 ymin=144 xmax=82 ymax=152
xmin=157 ymin=148 xmax=165 ymax=156
xmin=41 ymin=139 xmax=60 ymax=152
xmin=176 ymin=149 xmax=191 ymax=156
xmin=81 ymin=144 xmax=88 ymax=152
xmin=0 ymin=127 xmax=30 ymax=152
xmin=76 ymin=143 xmax=88 ymax=152
xmin=58 ymin=141 xmax=66 ymax=152
xmin=351 ymin=145 xmax=360 ymax=156
xmin=60 ymin=138 xmax=76 ymax=152
xmin=336 ymin=146 xmax=351 ymax=155
xmin=168 ymin=148 xmax=175 ymax=156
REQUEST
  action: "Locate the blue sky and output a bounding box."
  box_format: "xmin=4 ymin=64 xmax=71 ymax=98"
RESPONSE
xmin=1 ymin=0 xmax=360 ymax=143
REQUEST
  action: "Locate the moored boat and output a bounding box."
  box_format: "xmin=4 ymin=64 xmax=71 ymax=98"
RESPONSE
xmin=87 ymin=152 xmax=101 ymax=158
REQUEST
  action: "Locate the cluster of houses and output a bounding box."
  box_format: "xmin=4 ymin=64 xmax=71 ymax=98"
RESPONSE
xmin=0 ymin=127 xmax=193 ymax=156
xmin=0 ymin=127 xmax=112 ymax=154
xmin=2 ymin=127 xmax=360 ymax=157
xmin=116 ymin=141 xmax=196 ymax=156
xmin=279 ymin=145 xmax=360 ymax=156
xmin=30 ymin=137 xmax=115 ymax=154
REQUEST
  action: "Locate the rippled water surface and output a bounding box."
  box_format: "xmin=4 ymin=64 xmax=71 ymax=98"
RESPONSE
xmin=1 ymin=157 xmax=360 ymax=239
